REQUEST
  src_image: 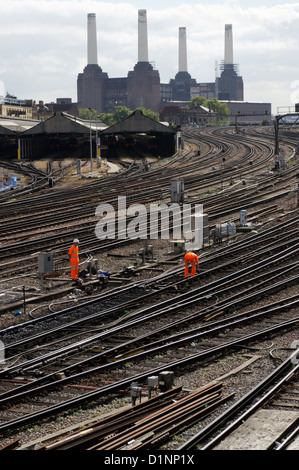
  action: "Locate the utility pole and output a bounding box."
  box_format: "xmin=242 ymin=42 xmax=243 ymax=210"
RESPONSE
xmin=274 ymin=115 xmax=280 ymax=155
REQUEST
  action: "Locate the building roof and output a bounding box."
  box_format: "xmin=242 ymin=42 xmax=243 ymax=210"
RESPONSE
xmin=100 ymin=109 xmax=175 ymax=135
xmin=0 ymin=115 xmax=39 ymax=135
xmin=0 ymin=112 xmax=108 ymax=136
xmin=219 ymin=101 xmax=271 ymax=105
xmin=0 ymin=110 xmax=173 ymax=138
xmin=21 ymin=112 xmax=107 ymax=135
xmin=187 ymin=105 xmax=212 ymax=114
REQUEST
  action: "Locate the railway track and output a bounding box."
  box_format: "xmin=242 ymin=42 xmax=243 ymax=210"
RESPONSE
xmin=0 ymin=215 xmax=298 ymax=444
xmin=0 ymin=302 xmax=298 ymax=442
xmin=180 ymin=352 xmax=299 ymax=451
xmin=0 ymin=125 xmax=299 ymax=450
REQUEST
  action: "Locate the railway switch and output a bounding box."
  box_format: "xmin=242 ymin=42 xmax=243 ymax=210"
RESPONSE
xmin=38 ymin=252 xmax=54 ymax=291
xmin=170 ymin=239 xmax=185 ymax=254
xmin=38 ymin=252 xmax=54 ymax=274
xmin=131 ymin=382 xmax=142 ymax=406
xmin=146 ymin=245 xmax=154 ymax=261
xmin=147 ymin=375 xmax=159 ymax=398
xmin=158 ymin=371 xmax=175 ymax=391
xmin=138 ymin=248 xmax=145 ymax=265
xmin=240 ymin=210 xmax=248 ymax=226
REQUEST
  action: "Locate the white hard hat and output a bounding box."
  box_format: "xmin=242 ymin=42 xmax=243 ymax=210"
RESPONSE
xmin=73 ymin=238 xmax=79 ymax=244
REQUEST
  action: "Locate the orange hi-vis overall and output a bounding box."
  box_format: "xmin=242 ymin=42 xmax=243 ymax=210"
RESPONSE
xmin=184 ymin=252 xmax=198 ymax=277
xmin=69 ymin=244 xmax=79 ymax=279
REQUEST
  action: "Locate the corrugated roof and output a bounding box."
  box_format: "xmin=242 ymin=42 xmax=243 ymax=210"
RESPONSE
xmin=0 ymin=111 xmax=173 ymax=137
xmin=0 ymin=115 xmax=39 ymax=134
xmin=21 ymin=112 xmax=107 ymax=135
xmin=100 ymin=109 xmax=175 ymax=135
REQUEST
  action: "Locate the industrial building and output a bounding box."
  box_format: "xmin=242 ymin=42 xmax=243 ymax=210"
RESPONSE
xmin=159 ymin=100 xmax=271 ymax=127
xmin=0 ymin=108 xmax=176 ymax=160
xmin=77 ymin=11 xmax=161 ymax=114
xmin=223 ymin=101 xmax=272 ymax=125
xmin=0 ymin=10 xmax=270 ymax=134
xmin=0 ymin=103 xmax=32 ymax=120
xmin=77 ymin=11 xmax=245 ymax=117
xmin=159 ymin=102 xmax=217 ymax=127
xmin=0 ymin=95 xmax=79 ymax=121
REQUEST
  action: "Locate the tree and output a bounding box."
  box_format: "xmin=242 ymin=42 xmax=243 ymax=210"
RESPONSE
xmin=78 ymin=108 xmax=98 ymax=120
xmin=78 ymin=106 xmax=159 ymax=126
xmin=207 ymin=98 xmax=230 ymax=124
xmin=113 ymin=106 xmax=133 ymax=122
xmin=97 ymin=113 xmax=115 ymax=126
xmin=187 ymin=96 xmax=230 ymax=125
xmin=187 ymin=96 xmax=208 ymax=108
xmin=135 ymin=107 xmax=159 ymax=121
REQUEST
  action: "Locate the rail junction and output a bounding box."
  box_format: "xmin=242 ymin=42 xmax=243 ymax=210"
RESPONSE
xmin=0 ymin=123 xmax=299 ymax=451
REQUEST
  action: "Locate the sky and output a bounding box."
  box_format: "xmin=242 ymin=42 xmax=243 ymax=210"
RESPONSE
xmin=1 ymin=0 xmax=299 ymax=115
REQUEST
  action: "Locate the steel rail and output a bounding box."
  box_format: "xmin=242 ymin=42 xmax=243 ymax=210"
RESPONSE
xmin=186 ymin=127 xmax=274 ymax=173
xmin=178 ymin=354 xmax=299 ymax=450
xmin=2 ymin=276 xmax=298 ymax=404
xmin=39 ymin=386 xmax=185 ymax=450
xmin=0 ymin=140 xmax=296 ymax=272
xmin=2 ymin=234 xmax=299 ymax=359
xmin=92 ymin=389 xmax=231 ymax=451
xmin=4 ymin=164 xmax=294 ymax=252
xmin=1 ymin=233 xmax=299 ymax=359
xmin=274 ymin=424 xmax=299 ymax=450
xmin=1 ymin=267 xmax=298 ymax=403
xmin=0 ymin=315 xmax=298 ymax=435
xmin=0 ymin=129 xmax=298 ymax=436
xmin=0 ymin=127 xmax=279 ymax=223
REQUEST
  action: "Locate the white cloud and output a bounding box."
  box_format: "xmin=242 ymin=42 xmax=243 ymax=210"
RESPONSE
xmin=0 ymin=1 xmax=299 ymax=113
xmin=0 ymin=80 xmax=5 ymax=97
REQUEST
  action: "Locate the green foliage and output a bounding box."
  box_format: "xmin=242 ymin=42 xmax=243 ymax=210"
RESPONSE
xmin=113 ymin=106 xmax=133 ymax=122
xmin=135 ymin=107 xmax=159 ymax=121
xmin=78 ymin=106 xmax=159 ymax=127
xmin=187 ymin=96 xmax=230 ymax=125
xmin=187 ymin=96 xmax=208 ymax=107
xmin=78 ymin=108 xmax=98 ymax=120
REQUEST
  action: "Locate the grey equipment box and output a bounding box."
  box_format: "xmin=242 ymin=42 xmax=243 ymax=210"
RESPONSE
xmin=38 ymin=252 xmax=54 ymax=274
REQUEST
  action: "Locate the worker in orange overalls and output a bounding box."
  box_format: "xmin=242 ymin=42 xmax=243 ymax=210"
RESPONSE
xmin=184 ymin=252 xmax=199 ymax=277
xmin=68 ymin=238 xmax=80 ymax=280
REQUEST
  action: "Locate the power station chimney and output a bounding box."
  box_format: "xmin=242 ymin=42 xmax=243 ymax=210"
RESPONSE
xmin=170 ymin=26 xmax=196 ymax=101
xmin=138 ymin=9 xmax=149 ymax=62
xmin=127 ymin=9 xmax=160 ymax=113
xmin=224 ymin=24 xmax=233 ymax=65
xmin=217 ymin=23 xmax=244 ymax=101
xmin=178 ymin=27 xmax=187 ymax=72
xmin=77 ymin=13 xmax=108 ymax=113
xmin=87 ymin=13 xmax=98 ymax=65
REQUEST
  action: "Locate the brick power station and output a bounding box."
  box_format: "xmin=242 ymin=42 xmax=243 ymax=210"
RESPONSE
xmin=77 ymin=11 xmax=244 ymax=115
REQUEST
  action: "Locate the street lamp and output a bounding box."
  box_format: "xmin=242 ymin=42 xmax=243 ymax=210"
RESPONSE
xmin=89 ymin=107 xmax=93 ymax=172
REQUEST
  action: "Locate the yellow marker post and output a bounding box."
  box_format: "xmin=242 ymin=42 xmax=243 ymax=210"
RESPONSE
xmin=17 ymin=139 xmax=21 ymax=160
